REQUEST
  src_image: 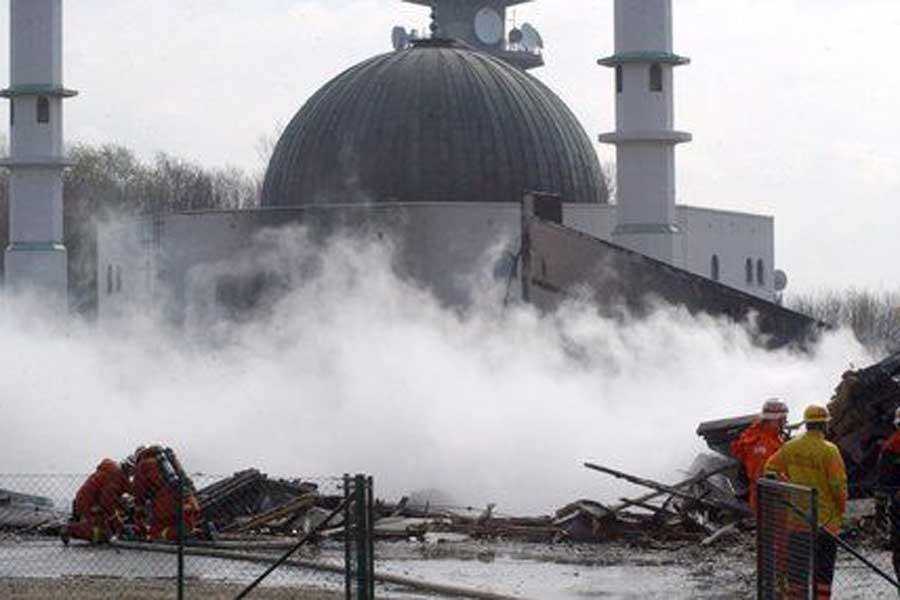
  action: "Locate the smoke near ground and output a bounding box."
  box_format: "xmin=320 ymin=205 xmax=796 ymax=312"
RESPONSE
xmin=0 ymin=229 xmax=871 ymax=513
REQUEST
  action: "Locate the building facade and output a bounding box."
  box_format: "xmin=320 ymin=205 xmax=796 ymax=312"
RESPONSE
xmin=95 ymin=0 xmax=783 ymax=323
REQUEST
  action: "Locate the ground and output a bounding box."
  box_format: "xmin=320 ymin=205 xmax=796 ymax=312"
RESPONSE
xmin=1 ymin=532 xmax=895 ymax=598
xmin=0 ymin=578 xmax=344 ymax=599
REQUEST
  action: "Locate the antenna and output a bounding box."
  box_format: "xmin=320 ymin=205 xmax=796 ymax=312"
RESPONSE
xmin=520 ymin=23 xmax=543 ymax=53
xmin=391 ymin=26 xmax=411 ymax=51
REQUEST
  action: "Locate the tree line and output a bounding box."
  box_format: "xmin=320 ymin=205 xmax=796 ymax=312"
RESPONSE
xmin=0 ymin=142 xmax=261 ymax=315
xmin=790 ymin=290 xmax=900 ymax=356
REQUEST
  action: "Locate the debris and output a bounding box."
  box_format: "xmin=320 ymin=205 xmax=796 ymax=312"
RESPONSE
xmin=583 ymin=463 xmax=751 ymax=518
xmin=0 ymin=488 xmax=65 ymax=531
xmin=196 ymin=469 xmax=320 ymax=533
xmin=700 ymin=523 xmax=739 ymax=546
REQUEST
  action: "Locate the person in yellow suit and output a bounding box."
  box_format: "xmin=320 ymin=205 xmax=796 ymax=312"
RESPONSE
xmin=765 ymin=404 xmax=848 ymax=600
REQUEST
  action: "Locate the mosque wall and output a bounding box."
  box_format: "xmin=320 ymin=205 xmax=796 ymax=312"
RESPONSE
xmin=677 ymin=206 xmax=775 ymax=301
xmin=97 ymin=202 xmax=776 ymax=323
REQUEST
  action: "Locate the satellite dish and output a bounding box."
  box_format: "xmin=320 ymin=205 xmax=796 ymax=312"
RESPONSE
xmin=774 ymin=270 xmax=788 ymax=292
xmin=474 ymin=7 xmax=503 ymax=45
xmin=520 ymin=23 xmax=543 ymax=53
xmin=391 ymin=26 xmax=411 ymax=51
xmin=509 ymin=28 xmax=523 ymax=45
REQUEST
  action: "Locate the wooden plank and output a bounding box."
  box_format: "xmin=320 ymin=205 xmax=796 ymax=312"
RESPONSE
xmin=224 ymin=494 xmax=317 ymax=534
xmin=606 ymin=462 xmax=737 ymax=516
xmin=583 ymin=463 xmax=751 ymax=517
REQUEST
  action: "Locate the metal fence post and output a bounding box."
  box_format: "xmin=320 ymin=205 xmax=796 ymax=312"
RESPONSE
xmin=343 ymin=473 xmax=352 ymax=600
xmin=808 ymin=489 xmax=818 ymax=599
xmin=354 ymin=474 xmax=367 ymax=599
xmin=366 ymin=475 xmax=375 ymax=599
xmin=177 ymin=472 xmax=185 ymax=600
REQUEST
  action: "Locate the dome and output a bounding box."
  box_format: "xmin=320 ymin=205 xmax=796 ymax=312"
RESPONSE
xmin=262 ymin=40 xmax=608 ymax=207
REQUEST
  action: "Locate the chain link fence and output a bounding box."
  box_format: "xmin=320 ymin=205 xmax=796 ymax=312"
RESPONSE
xmin=0 ymin=470 xmax=368 ymax=599
xmin=828 ymin=496 xmax=900 ymax=599
xmin=757 ymin=478 xmax=818 ymax=599
xmin=757 ymin=480 xmax=900 ymax=599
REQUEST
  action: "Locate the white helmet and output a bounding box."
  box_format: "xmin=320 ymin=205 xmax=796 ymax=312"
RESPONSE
xmin=761 ymin=398 xmax=789 ymax=421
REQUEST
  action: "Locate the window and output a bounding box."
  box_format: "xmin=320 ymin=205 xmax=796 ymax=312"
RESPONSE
xmin=649 ymin=63 xmax=663 ymax=92
xmin=710 ymin=255 xmax=720 ymax=281
xmin=615 ymin=65 xmax=623 ymax=93
xmin=745 ymin=258 xmax=753 ymax=284
xmin=757 ymin=259 xmax=765 ymax=286
xmin=115 ymin=265 xmax=122 ymax=293
xmin=36 ymin=96 xmax=49 ymax=123
xmin=106 ymin=265 xmax=113 ymax=295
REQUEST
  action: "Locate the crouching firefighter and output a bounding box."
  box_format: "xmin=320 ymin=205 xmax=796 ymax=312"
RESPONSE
xmin=132 ymin=445 xmax=202 ymax=541
xmin=63 ymin=455 xmax=135 ymax=544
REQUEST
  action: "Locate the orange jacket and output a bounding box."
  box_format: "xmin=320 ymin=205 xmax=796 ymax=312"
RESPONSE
xmin=731 ymin=419 xmax=784 ymax=513
xmin=132 ymin=447 xmax=200 ymax=538
xmin=74 ymin=459 xmax=131 ymax=521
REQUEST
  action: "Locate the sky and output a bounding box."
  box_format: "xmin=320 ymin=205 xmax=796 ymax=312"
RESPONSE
xmin=0 ymin=0 xmax=898 ymax=294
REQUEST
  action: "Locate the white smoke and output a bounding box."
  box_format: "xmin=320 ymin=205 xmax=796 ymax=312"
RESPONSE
xmin=0 ymin=228 xmax=870 ymax=513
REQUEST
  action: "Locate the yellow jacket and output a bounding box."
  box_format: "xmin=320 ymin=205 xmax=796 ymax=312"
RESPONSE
xmin=764 ymin=430 xmax=848 ymax=532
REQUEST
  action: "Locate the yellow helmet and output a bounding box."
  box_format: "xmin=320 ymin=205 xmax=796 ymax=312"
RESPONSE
xmin=803 ymin=404 xmax=830 ymax=424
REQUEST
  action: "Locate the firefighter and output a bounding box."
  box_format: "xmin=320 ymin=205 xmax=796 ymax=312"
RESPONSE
xmin=731 ymin=398 xmax=789 ymax=514
xmin=765 ymin=404 xmax=848 ymax=600
xmin=132 ymin=445 xmax=201 ymax=541
xmin=876 ymin=407 xmax=900 ymax=582
xmin=63 ymin=456 xmax=135 ymax=544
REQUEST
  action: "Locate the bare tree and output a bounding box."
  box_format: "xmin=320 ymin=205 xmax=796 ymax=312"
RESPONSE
xmin=790 ymin=289 xmax=900 ymax=354
xmin=601 ymin=160 xmax=616 ymax=204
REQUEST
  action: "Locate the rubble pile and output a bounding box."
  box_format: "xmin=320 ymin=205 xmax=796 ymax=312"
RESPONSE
xmin=553 ymin=461 xmax=749 ymax=545
xmin=197 ymin=469 xmax=328 ymax=536
xmin=0 ymin=489 xmax=64 ymax=531
xmin=827 ymin=353 xmax=900 ymax=496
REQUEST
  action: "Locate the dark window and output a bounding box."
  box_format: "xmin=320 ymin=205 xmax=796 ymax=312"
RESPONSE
xmin=711 ymin=255 xmax=720 ymax=281
xmin=649 ymin=63 xmax=663 ymax=92
xmin=615 ymin=65 xmax=623 ymax=93
xmin=115 ymin=266 xmax=122 ymax=293
xmin=757 ymin=259 xmax=765 ymax=286
xmin=745 ymin=258 xmax=753 ymax=284
xmin=107 ymin=265 xmax=113 ymax=295
xmin=37 ymin=96 xmax=49 ymax=123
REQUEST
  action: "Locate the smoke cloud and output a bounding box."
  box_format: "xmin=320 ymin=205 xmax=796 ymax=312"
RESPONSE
xmin=0 ymin=228 xmax=870 ymax=513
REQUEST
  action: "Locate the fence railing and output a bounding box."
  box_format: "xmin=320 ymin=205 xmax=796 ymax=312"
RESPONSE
xmin=0 ymin=471 xmax=372 ymax=599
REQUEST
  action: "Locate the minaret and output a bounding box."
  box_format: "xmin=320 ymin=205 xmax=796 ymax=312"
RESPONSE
xmin=1 ymin=0 xmax=75 ymax=301
xmin=598 ymin=0 xmax=690 ymax=266
xmin=399 ymin=1 xmax=543 ymax=70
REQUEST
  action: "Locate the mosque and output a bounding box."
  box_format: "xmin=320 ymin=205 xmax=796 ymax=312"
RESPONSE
xmin=5 ymin=0 xmax=810 ymax=340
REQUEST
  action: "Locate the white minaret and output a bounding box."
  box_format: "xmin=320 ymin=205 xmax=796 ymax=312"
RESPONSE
xmin=1 ymin=0 xmax=75 ymax=302
xmin=598 ymin=0 xmax=690 ymax=266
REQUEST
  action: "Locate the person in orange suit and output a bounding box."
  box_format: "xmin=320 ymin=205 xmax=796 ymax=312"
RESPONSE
xmin=877 ymin=407 xmax=900 ymax=583
xmin=132 ymin=445 xmax=201 ymax=541
xmin=731 ymin=398 xmax=789 ymax=515
xmin=63 ymin=456 xmax=135 ymax=544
